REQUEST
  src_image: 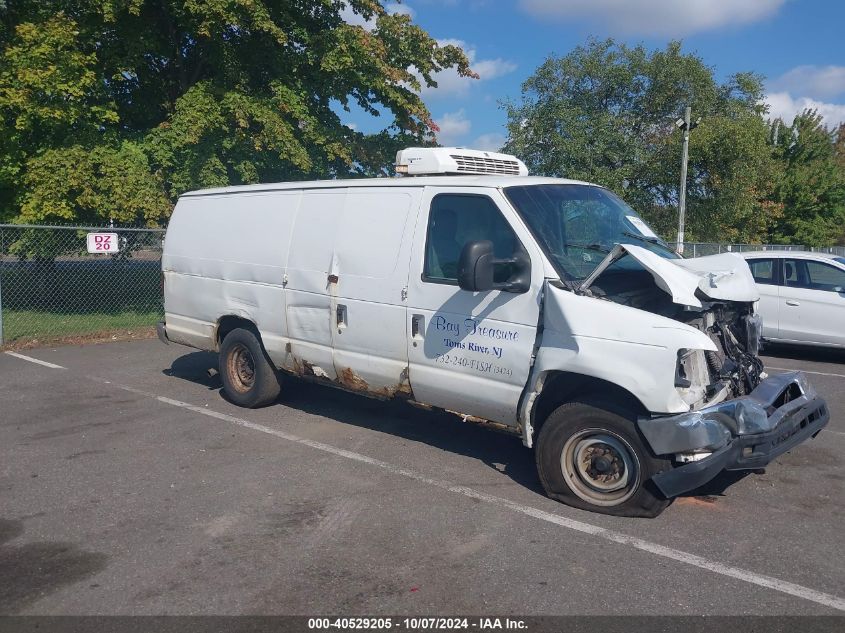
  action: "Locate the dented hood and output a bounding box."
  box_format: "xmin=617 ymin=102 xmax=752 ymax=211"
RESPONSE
xmin=580 ymin=244 xmax=759 ymax=308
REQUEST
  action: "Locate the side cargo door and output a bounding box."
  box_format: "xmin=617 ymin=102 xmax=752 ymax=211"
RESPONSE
xmin=405 ymin=188 xmax=545 ymax=425
xmin=329 ymin=187 xmax=422 ymax=394
xmin=285 ymin=189 xmax=347 ymax=380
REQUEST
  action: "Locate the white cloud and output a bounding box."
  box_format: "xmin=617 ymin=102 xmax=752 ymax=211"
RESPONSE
xmin=765 ymin=92 xmax=845 ymax=128
xmin=418 ymin=39 xmax=517 ymax=99
xmin=339 ymin=4 xmax=372 ymax=29
xmin=340 ymin=2 xmax=415 ymax=31
xmin=385 ymin=3 xmax=416 ymax=18
xmin=518 ymin=0 xmax=785 ymax=37
xmin=768 ymin=65 xmax=845 ymax=100
xmin=338 ymin=11 xmax=515 ymax=99
xmin=435 ymin=109 xmax=472 ymax=145
xmin=472 ymin=58 xmax=519 ymax=81
xmin=472 ymin=132 xmax=507 ymax=152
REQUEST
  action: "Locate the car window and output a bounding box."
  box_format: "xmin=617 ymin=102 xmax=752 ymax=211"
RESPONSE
xmin=784 ymin=259 xmax=845 ymax=292
xmin=424 ymin=194 xmax=520 ymax=284
xmin=746 ymin=258 xmax=776 ymax=285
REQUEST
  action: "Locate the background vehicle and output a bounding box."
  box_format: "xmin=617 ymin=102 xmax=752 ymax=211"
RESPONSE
xmin=742 ymin=251 xmax=845 ymax=348
xmin=158 ymin=148 xmax=829 ymax=518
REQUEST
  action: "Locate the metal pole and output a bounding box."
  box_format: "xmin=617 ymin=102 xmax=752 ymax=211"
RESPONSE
xmin=676 ymin=106 xmax=691 ymax=255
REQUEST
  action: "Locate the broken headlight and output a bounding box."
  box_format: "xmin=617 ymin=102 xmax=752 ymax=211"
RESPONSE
xmin=675 ymin=348 xmax=711 ymax=408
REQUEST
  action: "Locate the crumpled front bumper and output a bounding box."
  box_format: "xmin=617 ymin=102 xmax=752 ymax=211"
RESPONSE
xmin=637 ymin=372 xmax=829 ymax=498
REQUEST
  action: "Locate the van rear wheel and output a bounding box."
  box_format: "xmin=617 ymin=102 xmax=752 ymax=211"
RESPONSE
xmin=535 ymin=402 xmax=671 ymax=518
xmin=219 ymin=328 xmax=280 ymax=408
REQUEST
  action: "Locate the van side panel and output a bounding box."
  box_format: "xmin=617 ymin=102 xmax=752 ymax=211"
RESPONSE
xmin=162 ymin=191 xmax=300 ymax=360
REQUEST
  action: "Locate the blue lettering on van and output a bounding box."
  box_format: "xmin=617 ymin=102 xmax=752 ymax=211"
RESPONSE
xmin=433 ymin=353 xmax=513 ymax=377
xmin=433 ymin=315 xmax=460 ymax=336
xmin=431 ymin=315 xmax=517 ymax=355
xmin=464 ymin=318 xmax=518 ymax=341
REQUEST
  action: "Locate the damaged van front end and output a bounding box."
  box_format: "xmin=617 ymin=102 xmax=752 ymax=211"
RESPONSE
xmin=528 ymin=240 xmax=829 ymax=499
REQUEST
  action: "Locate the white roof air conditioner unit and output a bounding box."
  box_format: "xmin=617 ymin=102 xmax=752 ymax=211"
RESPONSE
xmin=395 ymin=147 xmax=528 ymax=177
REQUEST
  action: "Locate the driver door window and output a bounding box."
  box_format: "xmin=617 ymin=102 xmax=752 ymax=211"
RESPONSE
xmin=423 ymin=194 xmax=520 ymax=284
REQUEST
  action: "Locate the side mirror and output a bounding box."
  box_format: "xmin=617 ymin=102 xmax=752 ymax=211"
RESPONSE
xmin=458 ymin=240 xmax=495 ymax=292
xmin=457 ymin=240 xmax=531 ymax=294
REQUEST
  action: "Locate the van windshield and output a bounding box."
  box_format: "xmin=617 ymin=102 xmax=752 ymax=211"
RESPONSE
xmin=504 ymin=184 xmax=677 ymax=281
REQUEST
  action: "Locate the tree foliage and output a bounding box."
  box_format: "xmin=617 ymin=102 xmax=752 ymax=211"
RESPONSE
xmin=503 ymin=39 xmax=783 ymax=243
xmin=0 ymin=1 xmax=473 ymax=224
xmin=767 ymin=112 xmax=845 ymax=246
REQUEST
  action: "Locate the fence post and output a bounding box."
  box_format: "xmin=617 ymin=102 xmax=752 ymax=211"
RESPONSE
xmin=0 ymin=268 xmax=4 ymax=347
xmin=0 ymin=226 xmax=4 ymax=346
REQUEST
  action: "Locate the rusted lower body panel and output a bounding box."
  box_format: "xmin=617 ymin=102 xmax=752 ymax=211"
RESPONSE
xmin=285 ymin=357 xmax=518 ymax=436
xmin=287 ymin=359 xmax=414 ymax=401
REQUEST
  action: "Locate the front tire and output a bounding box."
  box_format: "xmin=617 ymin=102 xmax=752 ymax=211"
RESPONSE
xmin=535 ymin=402 xmax=671 ymax=518
xmin=219 ymin=328 xmax=280 ymax=408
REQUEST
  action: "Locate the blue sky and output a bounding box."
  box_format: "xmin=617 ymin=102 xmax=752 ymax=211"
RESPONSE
xmin=343 ymin=0 xmax=845 ymax=150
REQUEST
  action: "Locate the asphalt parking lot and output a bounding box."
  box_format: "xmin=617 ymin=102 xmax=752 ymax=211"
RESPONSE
xmin=1 ymin=339 xmax=844 ymax=615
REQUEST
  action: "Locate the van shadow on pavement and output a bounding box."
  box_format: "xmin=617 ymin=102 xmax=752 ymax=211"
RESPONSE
xmin=164 ymin=351 xmax=747 ymax=507
xmin=163 ymin=351 xmax=544 ymax=496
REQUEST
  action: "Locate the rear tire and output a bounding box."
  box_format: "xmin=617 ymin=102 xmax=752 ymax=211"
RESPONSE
xmin=219 ymin=327 xmax=280 ymax=408
xmin=535 ymin=401 xmax=672 ymax=518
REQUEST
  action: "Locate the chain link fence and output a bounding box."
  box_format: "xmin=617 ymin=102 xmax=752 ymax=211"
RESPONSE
xmin=1 ymin=224 xmax=842 ymax=348
xmin=681 ymin=242 xmax=845 ymax=257
xmin=0 ymin=224 xmax=165 ymax=347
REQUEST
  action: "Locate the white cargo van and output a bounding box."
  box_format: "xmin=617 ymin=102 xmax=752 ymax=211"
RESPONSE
xmin=159 ymin=147 xmax=829 ymax=517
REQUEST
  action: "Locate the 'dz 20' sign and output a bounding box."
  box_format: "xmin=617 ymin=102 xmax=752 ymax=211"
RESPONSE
xmin=86 ymin=233 xmax=120 ymax=253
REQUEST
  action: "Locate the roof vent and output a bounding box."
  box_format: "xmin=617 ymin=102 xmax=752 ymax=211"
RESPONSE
xmin=395 ymin=147 xmax=528 ymax=177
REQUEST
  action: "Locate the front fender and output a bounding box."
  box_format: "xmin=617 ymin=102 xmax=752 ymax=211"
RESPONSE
xmin=519 ymin=285 xmax=715 ymax=446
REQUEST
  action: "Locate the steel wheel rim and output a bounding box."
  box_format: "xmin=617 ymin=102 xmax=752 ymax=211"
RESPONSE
xmin=227 ymin=343 xmax=256 ymax=393
xmin=560 ymin=428 xmax=640 ymax=506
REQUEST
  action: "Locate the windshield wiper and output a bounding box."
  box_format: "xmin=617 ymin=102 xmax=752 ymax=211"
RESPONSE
xmin=562 ymin=241 xmax=611 ymax=254
xmin=620 ymin=231 xmax=676 ymax=254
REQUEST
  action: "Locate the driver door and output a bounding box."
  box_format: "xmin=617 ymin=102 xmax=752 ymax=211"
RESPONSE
xmin=405 ymin=188 xmax=545 ymax=425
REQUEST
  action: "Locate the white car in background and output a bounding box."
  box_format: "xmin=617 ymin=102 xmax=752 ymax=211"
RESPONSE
xmin=741 ymin=251 xmax=845 ymax=348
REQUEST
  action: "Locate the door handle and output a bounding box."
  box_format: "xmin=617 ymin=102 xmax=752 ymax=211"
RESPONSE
xmin=785 ymin=299 xmax=800 ymax=306
xmin=336 ymin=304 xmax=347 ymax=329
xmin=411 ymin=314 xmax=424 ymax=339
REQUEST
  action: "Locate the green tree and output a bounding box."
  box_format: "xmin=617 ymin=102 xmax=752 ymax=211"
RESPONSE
xmin=503 ymin=39 xmax=778 ymax=243
xmin=0 ymin=1 xmax=473 ymax=225
xmin=768 ymin=111 xmax=845 ymax=247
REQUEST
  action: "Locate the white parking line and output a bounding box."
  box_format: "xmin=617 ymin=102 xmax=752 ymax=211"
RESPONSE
xmin=92 ymin=376 xmax=845 ymax=612
xmin=4 ymin=351 xmax=65 ymax=370
xmin=766 ymin=366 xmax=845 ymax=379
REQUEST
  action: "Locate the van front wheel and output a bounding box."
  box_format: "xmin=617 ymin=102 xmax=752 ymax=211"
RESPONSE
xmin=219 ymin=328 xmax=280 ymax=408
xmin=535 ymin=402 xmax=671 ymax=518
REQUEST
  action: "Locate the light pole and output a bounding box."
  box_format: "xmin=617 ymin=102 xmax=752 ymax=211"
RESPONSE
xmin=675 ymin=106 xmax=700 ymax=255
xmin=676 ymin=106 xmax=691 ymax=254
